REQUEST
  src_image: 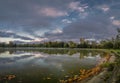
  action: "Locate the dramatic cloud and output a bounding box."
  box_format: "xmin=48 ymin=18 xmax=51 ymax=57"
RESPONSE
xmin=44 ymin=14 xmax=117 ymax=41
xmin=0 ymin=30 xmax=33 ymax=40
xmin=0 ymin=0 xmax=120 ymax=42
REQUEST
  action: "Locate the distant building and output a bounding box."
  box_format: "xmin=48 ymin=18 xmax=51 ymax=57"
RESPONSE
xmin=80 ymin=38 xmax=100 ymax=44
xmin=80 ymin=38 xmax=85 ymax=44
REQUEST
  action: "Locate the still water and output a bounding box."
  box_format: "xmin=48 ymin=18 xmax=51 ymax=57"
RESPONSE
xmin=0 ymin=49 xmax=105 ymax=83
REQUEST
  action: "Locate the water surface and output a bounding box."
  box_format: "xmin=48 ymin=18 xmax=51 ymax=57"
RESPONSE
xmin=0 ymin=49 xmax=105 ymax=83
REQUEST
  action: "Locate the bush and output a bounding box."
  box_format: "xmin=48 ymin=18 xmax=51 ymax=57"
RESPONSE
xmin=100 ymin=62 xmax=114 ymax=71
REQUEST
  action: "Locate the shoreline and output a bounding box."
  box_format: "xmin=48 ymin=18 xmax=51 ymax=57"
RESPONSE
xmin=81 ymin=52 xmax=116 ymax=83
xmin=0 ymin=48 xmax=119 ymax=83
xmin=79 ymin=50 xmax=120 ymax=83
xmin=60 ymin=50 xmax=117 ymax=83
xmin=0 ymin=47 xmax=109 ymax=51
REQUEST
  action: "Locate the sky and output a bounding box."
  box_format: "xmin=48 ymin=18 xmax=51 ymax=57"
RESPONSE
xmin=0 ymin=0 xmax=120 ymax=43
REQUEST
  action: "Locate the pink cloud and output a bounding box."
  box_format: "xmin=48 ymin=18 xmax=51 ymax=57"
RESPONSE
xmin=69 ymin=2 xmax=80 ymax=10
xmin=40 ymin=7 xmax=68 ymax=17
xmin=68 ymin=2 xmax=88 ymax=12
xmin=112 ymin=20 xmax=120 ymax=26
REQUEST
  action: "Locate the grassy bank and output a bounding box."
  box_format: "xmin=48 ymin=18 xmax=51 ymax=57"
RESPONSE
xmin=60 ymin=49 xmax=120 ymax=83
xmin=85 ymin=49 xmax=120 ymax=83
xmin=106 ymin=50 xmax=120 ymax=83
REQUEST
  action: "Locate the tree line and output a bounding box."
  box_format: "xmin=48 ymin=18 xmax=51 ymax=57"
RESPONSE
xmin=0 ymin=28 xmax=120 ymax=49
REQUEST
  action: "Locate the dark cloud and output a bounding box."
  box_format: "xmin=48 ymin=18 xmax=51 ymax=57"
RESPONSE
xmin=0 ymin=0 xmax=72 ymax=23
xmin=0 ymin=0 xmax=74 ymax=37
xmin=0 ymin=30 xmax=33 ymax=40
xmin=63 ymin=20 xmax=115 ymax=39
xmin=44 ymin=14 xmax=117 ymax=41
xmin=0 ymin=0 xmax=120 ymax=42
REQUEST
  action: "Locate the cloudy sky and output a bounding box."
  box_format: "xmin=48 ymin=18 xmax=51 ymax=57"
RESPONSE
xmin=0 ymin=0 xmax=120 ymax=43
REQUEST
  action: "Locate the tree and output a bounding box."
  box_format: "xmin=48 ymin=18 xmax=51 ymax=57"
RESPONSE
xmin=68 ymin=41 xmax=77 ymax=48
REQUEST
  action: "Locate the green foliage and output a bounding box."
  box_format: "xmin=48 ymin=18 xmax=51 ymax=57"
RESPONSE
xmin=101 ymin=40 xmax=114 ymax=49
xmin=0 ymin=28 xmax=120 ymax=49
xmin=100 ymin=62 xmax=115 ymax=71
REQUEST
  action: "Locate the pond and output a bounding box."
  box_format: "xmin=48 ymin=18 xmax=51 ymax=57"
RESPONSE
xmin=0 ymin=49 xmax=106 ymax=83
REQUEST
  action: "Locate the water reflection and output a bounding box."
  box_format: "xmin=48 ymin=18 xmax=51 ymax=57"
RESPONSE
xmin=0 ymin=49 xmax=105 ymax=83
